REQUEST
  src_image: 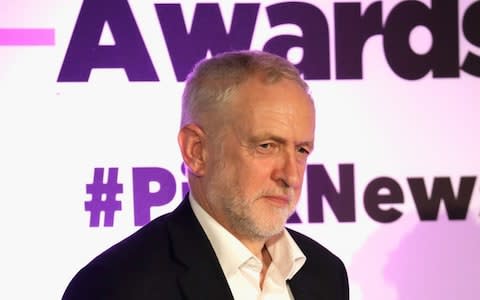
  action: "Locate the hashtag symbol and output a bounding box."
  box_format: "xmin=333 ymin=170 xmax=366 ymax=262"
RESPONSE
xmin=85 ymin=168 xmax=123 ymax=227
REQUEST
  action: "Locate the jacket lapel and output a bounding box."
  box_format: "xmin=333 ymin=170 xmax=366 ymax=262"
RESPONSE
xmin=289 ymin=276 xmax=326 ymax=300
xmin=167 ymin=197 xmax=234 ymax=300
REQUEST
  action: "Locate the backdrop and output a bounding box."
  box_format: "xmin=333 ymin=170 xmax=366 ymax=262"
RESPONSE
xmin=1 ymin=0 xmax=479 ymax=299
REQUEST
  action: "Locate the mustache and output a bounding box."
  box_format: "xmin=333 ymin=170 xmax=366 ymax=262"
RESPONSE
xmin=257 ymin=188 xmax=296 ymax=202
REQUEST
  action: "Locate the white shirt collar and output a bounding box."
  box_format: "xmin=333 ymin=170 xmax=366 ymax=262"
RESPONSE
xmin=189 ymin=194 xmax=306 ymax=280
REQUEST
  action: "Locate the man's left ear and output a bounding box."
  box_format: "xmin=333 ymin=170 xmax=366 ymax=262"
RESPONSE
xmin=177 ymin=124 xmax=207 ymax=177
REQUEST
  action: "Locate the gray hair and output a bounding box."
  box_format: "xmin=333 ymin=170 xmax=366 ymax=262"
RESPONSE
xmin=180 ymin=50 xmax=310 ymax=129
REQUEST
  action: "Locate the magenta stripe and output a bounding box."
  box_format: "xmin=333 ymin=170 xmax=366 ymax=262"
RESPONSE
xmin=0 ymin=28 xmax=55 ymax=45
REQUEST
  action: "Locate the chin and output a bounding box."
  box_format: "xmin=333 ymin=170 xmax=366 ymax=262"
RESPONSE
xmin=254 ymin=218 xmax=287 ymax=237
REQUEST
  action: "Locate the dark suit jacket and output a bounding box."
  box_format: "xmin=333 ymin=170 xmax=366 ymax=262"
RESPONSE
xmin=62 ymin=197 xmax=349 ymax=300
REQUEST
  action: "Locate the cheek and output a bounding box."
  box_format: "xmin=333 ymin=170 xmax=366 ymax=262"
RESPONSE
xmin=232 ymin=152 xmax=280 ymax=190
xmin=298 ymin=163 xmax=308 ymax=180
xmin=238 ymin=175 xmax=260 ymax=192
xmin=298 ymin=169 xmax=306 ymax=185
xmin=240 ymin=158 xmax=271 ymax=177
xmin=235 ymin=172 xmax=267 ymax=200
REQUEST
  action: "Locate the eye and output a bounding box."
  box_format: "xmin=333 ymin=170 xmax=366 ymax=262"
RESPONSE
xmin=297 ymin=147 xmax=310 ymax=155
xmin=257 ymin=142 xmax=275 ymax=153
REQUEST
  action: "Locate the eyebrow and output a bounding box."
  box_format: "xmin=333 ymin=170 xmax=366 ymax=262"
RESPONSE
xmin=250 ymin=134 xmax=314 ymax=150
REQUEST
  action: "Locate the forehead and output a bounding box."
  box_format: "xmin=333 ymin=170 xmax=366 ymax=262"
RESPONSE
xmin=228 ymin=76 xmax=315 ymax=140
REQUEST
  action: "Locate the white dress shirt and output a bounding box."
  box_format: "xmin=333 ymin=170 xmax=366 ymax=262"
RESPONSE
xmin=190 ymin=195 xmax=306 ymax=300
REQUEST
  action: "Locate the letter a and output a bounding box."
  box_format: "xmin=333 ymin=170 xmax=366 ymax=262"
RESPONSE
xmin=58 ymin=0 xmax=158 ymax=82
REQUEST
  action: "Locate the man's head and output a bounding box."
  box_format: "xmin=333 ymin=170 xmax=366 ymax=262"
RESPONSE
xmin=178 ymin=50 xmax=315 ymax=242
xmin=180 ymin=50 xmax=309 ymax=131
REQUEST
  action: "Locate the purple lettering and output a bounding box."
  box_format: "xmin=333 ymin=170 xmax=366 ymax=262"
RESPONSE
xmin=407 ymin=177 xmax=475 ymax=220
xmin=364 ymin=177 xmax=404 ymax=223
xmin=132 ymin=167 xmax=176 ymax=226
xmin=155 ymin=3 xmax=258 ymax=81
xmin=264 ymin=2 xmax=330 ymax=79
xmin=307 ymin=164 xmax=356 ymax=222
xmin=461 ymin=1 xmax=480 ymax=76
xmin=58 ymin=0 xmax=158 ymax=82
xmin=334 ymin=1 xmax=383 ymax=79
xmin=384 ymin=0 xmax=459 ymax=80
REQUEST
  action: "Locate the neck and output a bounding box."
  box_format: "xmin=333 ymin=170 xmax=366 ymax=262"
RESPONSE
xmin=239 ymin=238 xmax=273 ymax=290
xmin=259 ymin=246 xmax=272 ymax=289
xmin=239 ymin=237 xmax=268 ymax=260
xmin=237 ymin=230 xmax=282 ymax=260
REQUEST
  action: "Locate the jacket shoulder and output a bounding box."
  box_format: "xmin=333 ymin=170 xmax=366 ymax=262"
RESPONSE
xmin=286 ymin=227 xmax=349 ymax=299
xmin=62 ymin=213 xmax=177 ymax=300
xmin=287 ymin=227 xmax=343 ymax=267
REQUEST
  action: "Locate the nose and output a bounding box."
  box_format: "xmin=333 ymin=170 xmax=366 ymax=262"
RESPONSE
xmin=273 ymin=150 xmax=301 ymax=189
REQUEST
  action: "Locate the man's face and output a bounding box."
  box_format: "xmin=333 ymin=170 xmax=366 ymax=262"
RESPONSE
xmin=204 ymin=75 xmax=315 ymax=241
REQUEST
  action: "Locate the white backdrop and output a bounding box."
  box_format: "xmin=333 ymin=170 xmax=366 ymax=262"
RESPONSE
xmin=1 ymin=0 xmax=479 ymax=299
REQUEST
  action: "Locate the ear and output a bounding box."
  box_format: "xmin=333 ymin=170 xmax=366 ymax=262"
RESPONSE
xmin=178 ymin=124 xmax=207 ymax=177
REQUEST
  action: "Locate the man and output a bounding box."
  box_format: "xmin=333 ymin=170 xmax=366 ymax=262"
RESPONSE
xmin=62 ymin=50 xmax=349 ymax=299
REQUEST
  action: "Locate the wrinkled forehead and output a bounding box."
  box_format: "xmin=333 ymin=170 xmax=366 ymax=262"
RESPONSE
xmin=230 ymin=75 xmax=314 ymax=109
xmin=227 ymin=76 xmax=315 ymax=130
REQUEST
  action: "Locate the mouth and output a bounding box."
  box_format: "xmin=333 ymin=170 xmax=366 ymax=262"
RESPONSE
xmin=262 ymin=195 xmax=290 ymax=207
